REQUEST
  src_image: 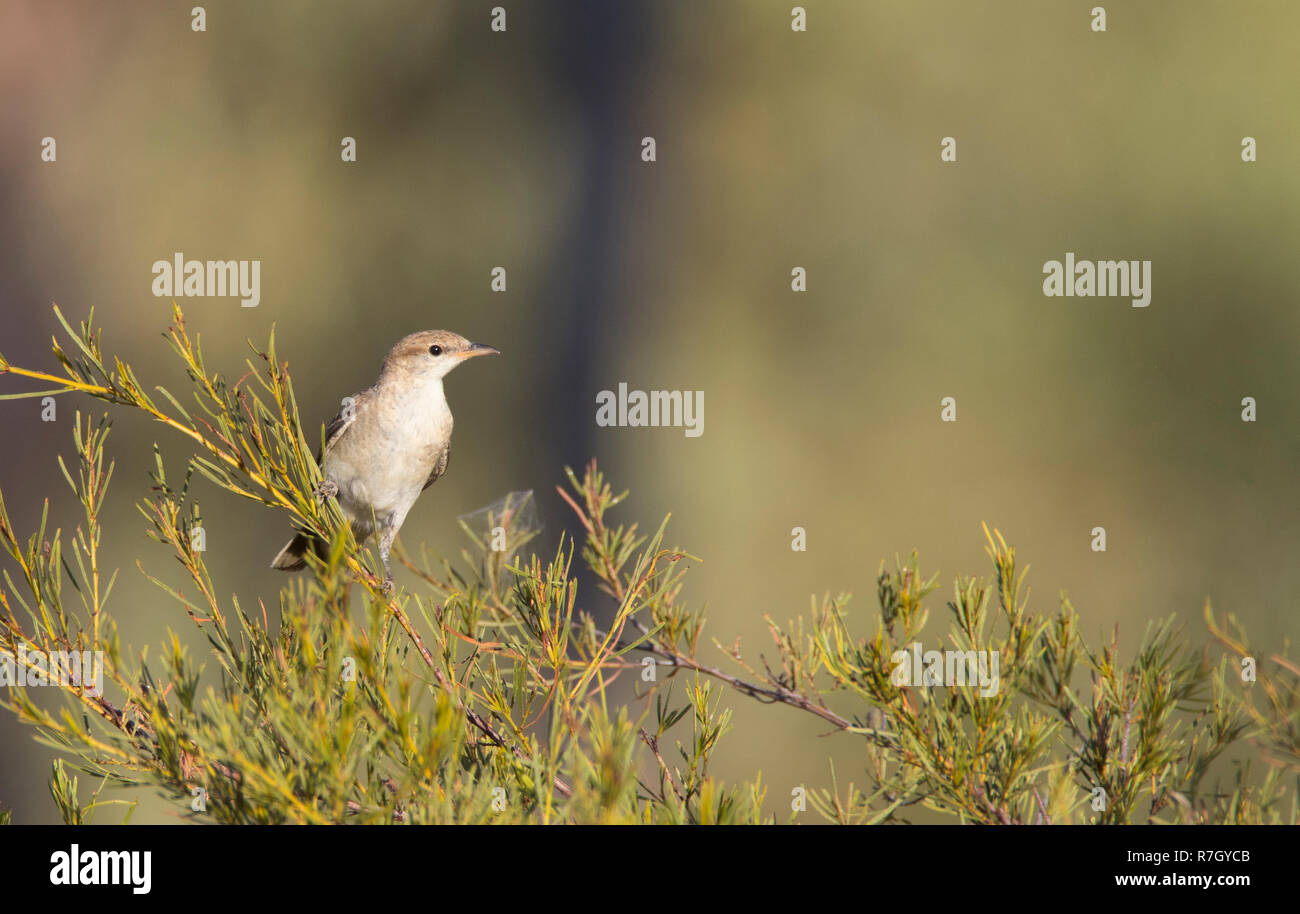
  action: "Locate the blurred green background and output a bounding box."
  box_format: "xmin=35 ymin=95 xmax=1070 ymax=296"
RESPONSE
xmin=2 ymin=1 xmax=1299 ymax=823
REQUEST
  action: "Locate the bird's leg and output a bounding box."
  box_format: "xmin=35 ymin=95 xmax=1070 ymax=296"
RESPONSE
xmin=313 ymin=479 xmax=339 ymax=503
xmin=378 ymin=525 xmax=397 ymax=593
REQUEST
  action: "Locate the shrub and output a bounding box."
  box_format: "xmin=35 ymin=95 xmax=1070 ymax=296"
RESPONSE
xmin=1 ymin=306 xmax=1296 ymax=824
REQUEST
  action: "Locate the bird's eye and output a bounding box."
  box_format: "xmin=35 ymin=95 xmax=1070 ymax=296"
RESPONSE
xmin=429 ymin=345 xmax=442 ymax=356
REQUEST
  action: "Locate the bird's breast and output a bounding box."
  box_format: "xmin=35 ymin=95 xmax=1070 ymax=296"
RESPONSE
xmin=326 ymin=387 xmax=453 ymax=522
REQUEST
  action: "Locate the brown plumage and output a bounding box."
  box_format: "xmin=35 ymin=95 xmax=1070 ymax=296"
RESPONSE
xmin=271 ymin=330 xmax=498 ymax=582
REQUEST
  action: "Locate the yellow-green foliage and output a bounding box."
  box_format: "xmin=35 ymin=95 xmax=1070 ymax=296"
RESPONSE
xmin=0 ymin=307 xmax=1296 ymax=824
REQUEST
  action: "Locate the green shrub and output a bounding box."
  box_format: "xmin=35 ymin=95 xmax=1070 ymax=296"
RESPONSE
xmin=1 ymin=306 xmax=1296 ymax=824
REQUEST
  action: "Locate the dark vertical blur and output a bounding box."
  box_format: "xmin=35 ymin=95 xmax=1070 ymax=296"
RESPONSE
xmin=538 ymin=1 xmax=655 ymax=469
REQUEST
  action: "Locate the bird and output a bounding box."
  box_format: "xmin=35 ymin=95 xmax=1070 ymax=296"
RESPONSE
xmin=270 ymin=330 xmax=499 ymax=585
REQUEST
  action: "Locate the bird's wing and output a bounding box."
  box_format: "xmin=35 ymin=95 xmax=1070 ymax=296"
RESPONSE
xmin=317 ymin=388 xmax=370 ymax=462
xmin=422 ymin=444 xmax=450 ymax=491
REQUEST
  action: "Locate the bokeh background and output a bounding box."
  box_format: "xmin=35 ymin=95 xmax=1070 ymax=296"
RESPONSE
xmin=2 ymin=1 xmax=1299 ymax=823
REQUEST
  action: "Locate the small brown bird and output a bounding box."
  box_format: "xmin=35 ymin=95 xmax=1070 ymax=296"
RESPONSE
xmin=271 ymin=330 xmax=499 ymax=583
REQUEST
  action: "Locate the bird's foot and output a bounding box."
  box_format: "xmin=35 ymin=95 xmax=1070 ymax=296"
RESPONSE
xmin=378 ymin=528 xmax=397 ymax=593
xmin=313 ymin=480 xmax=339 ymax=503
xmin=379 ymin=575 xmax=395 ymax=596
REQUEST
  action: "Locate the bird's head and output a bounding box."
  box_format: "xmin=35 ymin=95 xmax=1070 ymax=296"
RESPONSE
xmin=382 ymin=330 xmax=499 ymax=383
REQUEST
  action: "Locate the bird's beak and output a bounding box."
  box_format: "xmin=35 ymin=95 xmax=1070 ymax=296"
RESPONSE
xmin=458 ymin=343 xmax=500 ymax=359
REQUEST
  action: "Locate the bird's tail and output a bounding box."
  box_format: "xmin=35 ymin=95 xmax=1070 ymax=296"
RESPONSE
xmin=270 ymin=532 xmax=315 ymax=571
